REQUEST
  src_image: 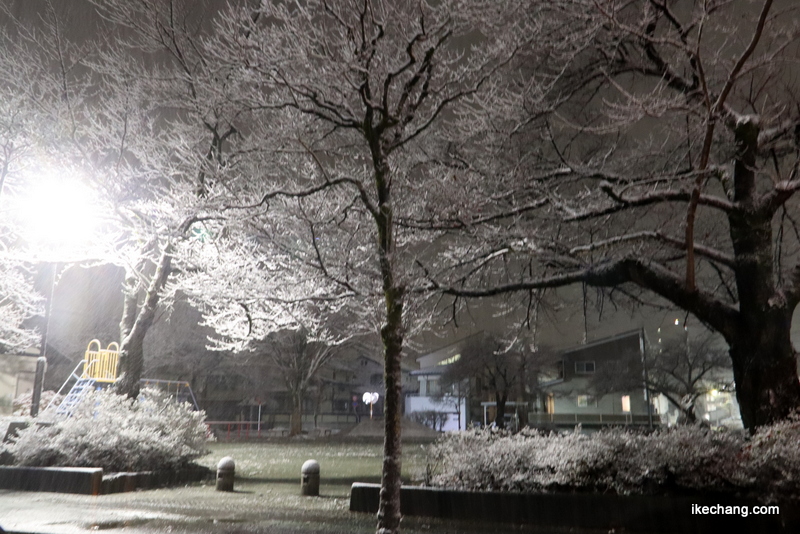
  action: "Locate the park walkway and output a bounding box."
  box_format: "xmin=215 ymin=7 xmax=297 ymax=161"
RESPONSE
xmin=0 ymin=482 xmax=581 ymax=534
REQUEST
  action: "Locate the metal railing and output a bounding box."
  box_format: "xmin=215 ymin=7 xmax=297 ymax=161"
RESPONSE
xmin=44 ymin=359 xmax=98 ymax=413
xmin=205 ymin=420 xmax=271 ymax=440
xmin=82 ymin=340 xmax=119 ymax=383
xmin=205 ymin=420 xmax=343 ymax=441
xmin=528 ymin=413 xmax=653 ymax=425
xmin=140 ymin=379 xmax=199 ymax=410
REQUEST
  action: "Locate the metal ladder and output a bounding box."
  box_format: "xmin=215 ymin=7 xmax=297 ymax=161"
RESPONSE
xmin=55 ymin=377 xmax=97 ymax=416
xmin=45 ymin=360 xmax=101 ymax=416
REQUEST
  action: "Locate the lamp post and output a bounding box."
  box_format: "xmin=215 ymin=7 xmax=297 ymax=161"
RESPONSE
xmin=362 ymin=392 xmax=379 ymax=420
xmin=11 ymin=168 xmax=107 ymax=416
xmin=40 ymin=261 xmax=57 ymax=360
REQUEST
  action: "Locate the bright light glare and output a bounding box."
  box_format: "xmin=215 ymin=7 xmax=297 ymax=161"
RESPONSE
xmin=15 ymin=170 xmax=102 ymax=257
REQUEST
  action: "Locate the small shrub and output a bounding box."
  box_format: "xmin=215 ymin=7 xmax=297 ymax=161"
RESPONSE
xmin=2 ymin=387 xmax=211 ymax=472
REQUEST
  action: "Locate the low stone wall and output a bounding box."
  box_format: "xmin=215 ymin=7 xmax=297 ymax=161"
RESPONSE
xmin=100 ymin=466 xmax=212 ymax=494
xmin=0 ymin=466 xmax=102 ymax=495
xmin=349 ymin=483 xmax=800 ymax=533
xmin=0 ymin=465 xmax=211 ymax=495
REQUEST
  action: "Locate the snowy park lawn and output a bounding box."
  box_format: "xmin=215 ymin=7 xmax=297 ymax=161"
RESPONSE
xmin=100 ymin=440 xmax=460 ymax=534
xmin=198 ymin=440 xmax=429 ymax=492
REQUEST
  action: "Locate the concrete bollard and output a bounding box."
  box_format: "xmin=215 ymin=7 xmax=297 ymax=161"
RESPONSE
xmin=216 ymin=457 xmax=235 ymax=492
xmin=300 ymin=459 xmax=320 ymax=496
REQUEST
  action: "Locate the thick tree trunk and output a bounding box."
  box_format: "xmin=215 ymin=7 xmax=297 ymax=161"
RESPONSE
xmin=116 ymin=271 xmax=140 ymax=397
xmin=116 ymin=250 xmax=172 ymax=399
xmin=724 ymin=117 xmax=800 ymax=430
xmin=372 ymin=147 xmax=404 ymax=534
xmin=728 ymin=307 xmax=800 ymax=431
xmin=679 ymin=395 xmax=698 ymax=424
xmin=117 ymin=335 xmax=146 ymax=399
xmin=290 ymin=391 xmax=304 ymax=436
xmin=378 ymin=285 xmax=404 ymax=534
xmin=494 ymin=392 xmax=507 ymax=429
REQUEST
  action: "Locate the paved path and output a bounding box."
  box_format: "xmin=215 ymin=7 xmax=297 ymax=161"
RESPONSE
xmin=0 ymin=483 xmax=579 ymax=534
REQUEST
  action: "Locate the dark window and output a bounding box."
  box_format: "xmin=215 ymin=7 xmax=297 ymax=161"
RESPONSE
xmin=575 ymin=361 xmax=595 ymax=374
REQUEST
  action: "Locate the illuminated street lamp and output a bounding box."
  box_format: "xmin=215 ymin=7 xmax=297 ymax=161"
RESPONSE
xmin=362 ymin=392 xmax=379 ymax=420
xmin=6 ymin=167 xmax=107 ymax=360
xmin=14 ymin=168 xmax=105 ymax=261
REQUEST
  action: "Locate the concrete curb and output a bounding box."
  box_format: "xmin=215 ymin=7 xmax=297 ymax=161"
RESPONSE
xmin=0 ymin=465 xmax=211 ymax=495
xmin=101 ymin=466 xmax=212 ymax=494
xmin=0 ymin=466 xmax=102 ymax=495
xmin=349 ymin=483 xmax=800 ymax=533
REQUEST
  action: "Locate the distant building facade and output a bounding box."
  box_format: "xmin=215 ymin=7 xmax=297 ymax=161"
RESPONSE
xmin=0 ymin=352 xmax=40 ymax=414
xmin=406 ymin=332 xmax=490 ymax=432
xmin=533 ymin=330 xmax=654 ymax=428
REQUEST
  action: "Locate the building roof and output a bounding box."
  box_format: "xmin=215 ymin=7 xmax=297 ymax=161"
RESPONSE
xmin=416 ymin=331 xmax=488 ymax=369
xmin=561 ymin=329 xmax=644 ymax=357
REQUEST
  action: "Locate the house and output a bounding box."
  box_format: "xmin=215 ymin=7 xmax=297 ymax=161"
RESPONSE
xmin=532 ymin=330 xmax=655 ymax=428
xmin=405 ymin=332 xmax=485 ymax=432
xmin=197 ymin=346 xmax=417 ymax=433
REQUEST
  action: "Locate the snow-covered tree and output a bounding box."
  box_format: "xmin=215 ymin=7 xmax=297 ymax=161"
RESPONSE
xmin=436 ymin=0 xmax=800 ymax=432
xmin=0 ymin=256 xmax=42 ymax=352
xmin=250 ymin=329 xmax=339 ymax=437
xmin=0 ymin=1 xmax=176 ymax=377
xmin=177 ymin=236 xmax=366 ymax=436
xmin=0 ymin=119 xmax=43 ymax=353
xmin=14 ymin=0 xmax=236 ymax=397
xmin=194 ymin=3 xmax=527 ymax=531
xmin=648 ymin=334 xmax=732 ymax=424
xmin=440 ymin=333 xmax=520 ymax=429
xmin=0 ymin=39 xmax=49 ymax=353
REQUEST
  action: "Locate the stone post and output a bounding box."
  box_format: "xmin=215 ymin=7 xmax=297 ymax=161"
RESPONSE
xmin=301 ymin=459 xmax=320 ymax=496
xmin=216 ymin=457 xmax=235 ymax=492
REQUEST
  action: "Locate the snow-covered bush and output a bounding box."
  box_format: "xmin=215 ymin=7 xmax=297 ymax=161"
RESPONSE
xmin=742 ymin=415 xmax=800 ymax=501
xmin=425 ymin=425 xmax=770 ymax=498
xmin=2 ymin=387 xmax=210 ymax=472
xmin=619 ymin=425 xmax=744 ymax=494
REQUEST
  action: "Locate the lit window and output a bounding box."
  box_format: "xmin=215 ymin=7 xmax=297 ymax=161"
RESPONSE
xmin=621 ymin=395 xmax=631 ymax=413
xmin=438 ymin=353 xmax=461 ymax=366
xmin=577 ymin=395 xmax=590 ymax=407
xmin=575 ymin=361 xmax=595 ymax=374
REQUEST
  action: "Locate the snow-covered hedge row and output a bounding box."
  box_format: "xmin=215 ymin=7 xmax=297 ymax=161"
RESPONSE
xmin=2 ymin=388 xmax=210 ymax=472
xmin=425 ymin=421 xmax=800 ymax=502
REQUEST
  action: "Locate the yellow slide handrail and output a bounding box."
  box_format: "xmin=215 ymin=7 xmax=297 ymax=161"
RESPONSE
xmin=82 ymin=339 xmax=120 ymax=383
